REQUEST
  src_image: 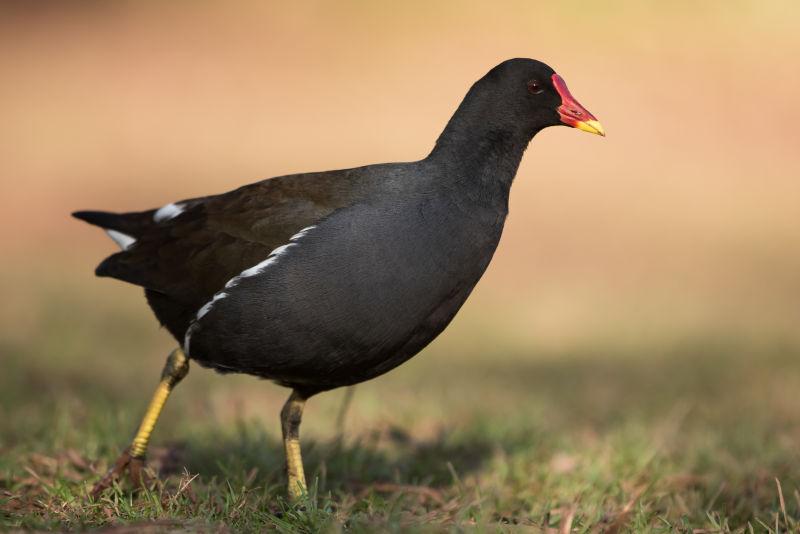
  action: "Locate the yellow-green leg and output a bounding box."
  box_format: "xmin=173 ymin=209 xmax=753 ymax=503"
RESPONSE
xmin=90 ymin=348 xmax=189 ymax=498
xmin=281 ymin=390 xmax=308 ymax=501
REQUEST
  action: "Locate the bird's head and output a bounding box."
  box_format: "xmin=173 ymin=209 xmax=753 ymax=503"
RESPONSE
xmin=474 ymin=58 xmax=605 ymax=138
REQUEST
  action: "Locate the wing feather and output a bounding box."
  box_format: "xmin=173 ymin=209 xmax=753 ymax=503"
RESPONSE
xmin=73 ymin=169 xmax=369 ymax=337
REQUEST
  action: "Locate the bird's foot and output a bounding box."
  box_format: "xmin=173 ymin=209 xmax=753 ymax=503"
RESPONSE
xmin=90 ymin=447 xmax=150 ymax=498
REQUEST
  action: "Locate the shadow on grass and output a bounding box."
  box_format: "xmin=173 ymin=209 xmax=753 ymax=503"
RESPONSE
xmin=180 ymin=418 xmax=516 ymax=492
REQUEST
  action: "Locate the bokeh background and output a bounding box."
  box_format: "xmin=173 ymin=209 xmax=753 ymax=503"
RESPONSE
xmin=2 ymin=1 xmax=800 ymax=528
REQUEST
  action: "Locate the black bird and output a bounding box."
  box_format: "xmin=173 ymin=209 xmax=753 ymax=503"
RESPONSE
xmin=74 ymin=58 xmax=604 ymax=499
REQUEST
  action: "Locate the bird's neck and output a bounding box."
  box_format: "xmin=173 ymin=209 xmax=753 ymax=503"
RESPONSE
xmin=426 ymin=102 xmax=535 ymax=195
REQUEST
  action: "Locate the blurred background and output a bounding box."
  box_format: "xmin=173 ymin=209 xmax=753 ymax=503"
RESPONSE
xmin=2 ymin=1 xmax=800 ymax=526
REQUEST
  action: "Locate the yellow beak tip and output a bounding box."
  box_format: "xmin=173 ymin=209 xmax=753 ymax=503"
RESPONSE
xmin=576 ymin=120 xmax=605 ymax=137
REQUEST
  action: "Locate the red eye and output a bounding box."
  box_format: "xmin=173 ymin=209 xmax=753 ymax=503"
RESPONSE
xmin=527 ymin=80 xmax=544 ymax=95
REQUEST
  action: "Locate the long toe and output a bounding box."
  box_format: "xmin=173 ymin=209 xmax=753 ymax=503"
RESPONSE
xmin=90 ymin=448 xmax=150 ymax=498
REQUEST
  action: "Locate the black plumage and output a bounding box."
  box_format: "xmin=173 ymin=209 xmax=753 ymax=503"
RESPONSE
xmin=74 ymin=58 xmax=603 ymax=496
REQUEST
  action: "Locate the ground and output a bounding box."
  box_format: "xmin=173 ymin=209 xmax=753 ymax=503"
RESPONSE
xmin=2 ymin=280 xmax=799 ymax=533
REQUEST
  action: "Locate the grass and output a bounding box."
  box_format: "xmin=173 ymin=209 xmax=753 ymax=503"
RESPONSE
xmin=2 ymin=283 xmax=800 ymax=532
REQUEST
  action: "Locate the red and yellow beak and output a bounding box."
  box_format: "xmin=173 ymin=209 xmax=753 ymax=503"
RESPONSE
xmin=552 ymin=73 xmax=605 ymax=137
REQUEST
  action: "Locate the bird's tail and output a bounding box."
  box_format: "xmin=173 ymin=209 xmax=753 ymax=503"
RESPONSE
xmin=72 ymin=210 xmax=136 ymax=233
xmin=72 ymin=210 xmax=150 ymax=251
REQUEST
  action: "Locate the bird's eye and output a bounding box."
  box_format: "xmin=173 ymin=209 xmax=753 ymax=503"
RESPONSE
xmin=527 ymin=80 xmax=544 ymax=95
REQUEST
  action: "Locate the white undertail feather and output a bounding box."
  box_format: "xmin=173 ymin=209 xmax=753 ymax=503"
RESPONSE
xmin=183 ymin=225 xmax=318 ymax=354
xmin=153 ymin=202 xmax=186 ymax=223
xmin=105 ymin=229 xmax=136 ymax=250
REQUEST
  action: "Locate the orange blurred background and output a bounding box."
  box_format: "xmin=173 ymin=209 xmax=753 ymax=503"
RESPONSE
xmin=2 ymin=1 xmax=799 ymax=351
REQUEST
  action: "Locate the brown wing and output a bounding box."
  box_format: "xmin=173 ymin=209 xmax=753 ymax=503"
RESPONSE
xmin=77 ymin=169 xmax=368 ymax=337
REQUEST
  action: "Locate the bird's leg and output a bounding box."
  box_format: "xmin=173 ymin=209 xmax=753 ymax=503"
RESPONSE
xmin=90 ymin=348 xmax=189 ymax=498
xmin=280 ymin=390 xmax=308 ymax=501
xmin=334 ymin=386 xmax=356 ymax=442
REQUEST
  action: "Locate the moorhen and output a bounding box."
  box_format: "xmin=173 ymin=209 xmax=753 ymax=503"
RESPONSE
xmin=74 ymin=58 xmax=604 ymax=499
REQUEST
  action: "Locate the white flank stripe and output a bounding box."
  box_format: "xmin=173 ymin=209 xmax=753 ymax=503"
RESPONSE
xmin=105 ymin=229 xmax=136 ymax=250
xmin=153 ymin=202 xmax=186 ymax=223
xmin=289 ymin=226 xmax=315 ymax=240
xmin=183 ymin=225 xmax=317 ymax=353
xmin=196 ymin=292 xmax=227 ymax=319
xmin=183 ymin=324 xmax=197 ymax=355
